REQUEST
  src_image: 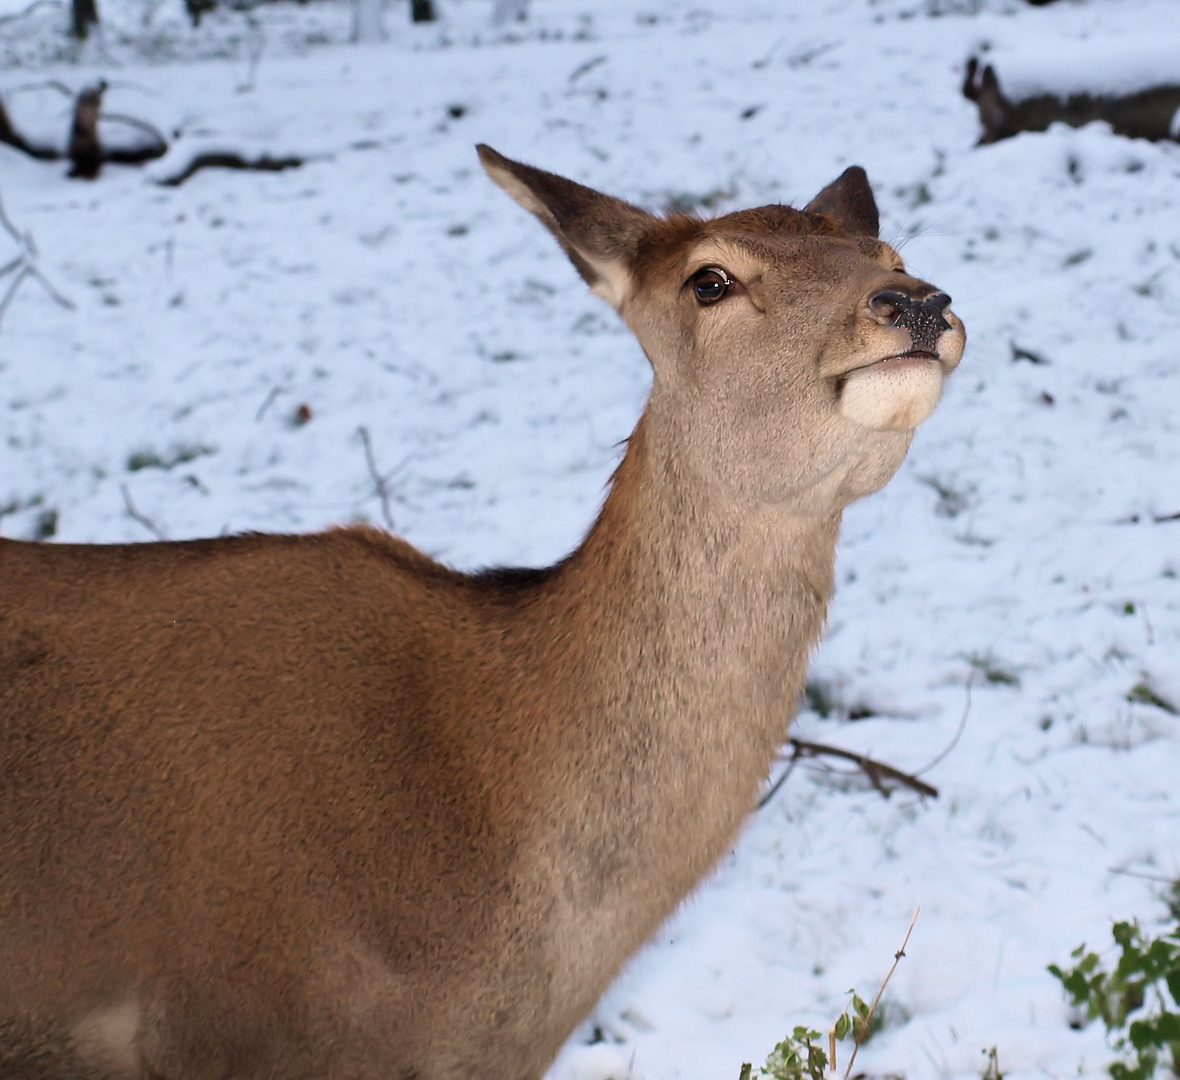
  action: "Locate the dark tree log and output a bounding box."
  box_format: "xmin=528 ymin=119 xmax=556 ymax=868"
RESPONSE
xmin=67 ymin=81 xmax=105 ymax=179
xmin=184 ymin=0 xmax=217 ymax=26
xmin=0 ymin=95 xmax=62 ymax=161
xmin=158 ymin=152 xmax=303 ymax=187
xmin=71 ymin=0 xmax=98 ymax=38
xmin=964 ymin=56 xmax=1180 ymax=145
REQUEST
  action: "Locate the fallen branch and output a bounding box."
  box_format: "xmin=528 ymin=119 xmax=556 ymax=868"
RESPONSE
xmin=158 ymin=152 xmax=303 ymax=188
xmin=1114 ymin=510 xmax=1180 ymax=525
xmin=101 ymin=113 xmax=168 ymax=165
xmin=963 ymin=55 xmax=1180 ymax=145
xmin=120 ymin=483 xmax=167 ymax=540
xmin=357 ymin=426 xmax=408 ymax=531
xmin=0 ymin=0 xmax=65 ymax=27
xmin=915 ymin=670 xmax=973 ymax=778
xmin=0 ymin=94 xmax=61 ymax=161
xmin=759 ymin=738 xmax=938 ymax=809
xmin=0 ymin=191 xmax=75 ymax=329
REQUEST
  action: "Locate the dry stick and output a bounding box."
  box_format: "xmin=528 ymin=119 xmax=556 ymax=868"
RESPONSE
xmin=0 ymin=266 xmax=32 ymax=324
xmin=914 ymin=669 xmax=974 ymax=779
xmin=0 ymin=0 xmax=64 ymax=26
xmin=357 ymin=426 xmax=409 ymax=531
xmin=255 ymin=386 xmax=282 ymax=421
xmin=840 ymin=906 xmax=920 ymax=1080
xmin=790 ymin=740 xmax=937 ymax=799
xmin=101 ymin=113 xmax=168 ymax=164
xmin=1108 ymin=867 xmax=1177 ymax=884
xmin=761 ymin=668 xmax=973 ymax=811
xmin=0 ymin=191 xmax=75 ymax=327
xmin=758 ymin=740 xmax=937 ymax=810
xmin=120 ymin=483 xmax=167 ymax=540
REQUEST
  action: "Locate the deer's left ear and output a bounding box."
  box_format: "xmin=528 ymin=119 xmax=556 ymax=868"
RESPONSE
xmin=477 ymin=144 xmax=654 ymax=310
xmin=805 ymin=166 xmax=880 ymax=238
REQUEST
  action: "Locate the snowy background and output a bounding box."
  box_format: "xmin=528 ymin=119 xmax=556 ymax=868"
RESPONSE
xmin=2 ymin=0 xmax=1179 ymax=1078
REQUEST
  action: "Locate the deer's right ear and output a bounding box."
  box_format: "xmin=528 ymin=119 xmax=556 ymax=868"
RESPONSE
xmin=805 ymin=166 xmax=880 ymax=239
xmin=477 ymin=145 xmax=652 ymax=310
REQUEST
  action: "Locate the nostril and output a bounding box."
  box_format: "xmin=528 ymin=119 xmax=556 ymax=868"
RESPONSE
xmin=923 ymin=292 xmax=952 ymax=315
xmin=868 ymin=290 xmax=908 ymax=324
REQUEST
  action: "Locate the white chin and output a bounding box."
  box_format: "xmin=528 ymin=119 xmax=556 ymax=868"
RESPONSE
xmin=839 ymin=357 xmax=944 ymax=431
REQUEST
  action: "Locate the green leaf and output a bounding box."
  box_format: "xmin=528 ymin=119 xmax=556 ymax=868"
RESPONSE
xmin=834 ymin=1014 xmax=851 ymax=1040
xmin=1155 ymin=1011 xmax=1180 ymax=1041
xmin=740 ymin=1064 xmax=752 ymax=1080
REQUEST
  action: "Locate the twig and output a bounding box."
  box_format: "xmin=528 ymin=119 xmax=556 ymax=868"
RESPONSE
xmin=792 ymin=740 xmax=938 ymax=799
xmin=569 ymin=54 xmax=607 ymax=83
xmin=757 ymin=747 xmax=801 ymax=809
xmin=0 ymin=266 xmax=32 ymax=324
xmin=914 ymin=670 xmax=973 ymax=778
xmin=842 ymin=906 xmax=920 ymax=1080
xmin=0 ymin=191 xmax=74 ymax=329
xmin=157 ymin=152 xmax=304 ymax=188
xmin=120 ymin=483 xmax=167 ymax=540
xmin=0 ymin=0 xmax=63 ymax=27
xmin=100 ymin=112 xmax=168 ymax=163
xmin=357 ymin=426 xmax=408 ymax=531
xmin=760 ymin=738 xmax=938 ymax=810
xmin=255 ymin=385 xmax=281 ymax=421
xmin=1108 ymin=867 xmax=1177 ymax=884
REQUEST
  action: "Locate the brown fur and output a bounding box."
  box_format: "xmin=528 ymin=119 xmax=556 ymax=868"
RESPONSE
xmin=0 ymin=147 xmax=965 ymax=1080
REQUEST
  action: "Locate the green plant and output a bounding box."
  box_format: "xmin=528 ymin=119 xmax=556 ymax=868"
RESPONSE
xmin=1126 ymin=679 xmax=1178 ymax=716
xmin=740 ymin=910 xmax=918 ymax=1080
xmin=981 ymin=1045 xmax=1005 ymax=1080
xmin=1049 ymin=918 xmax=1180 ymax=1080
xmin=966 ymin=651 xmax=1020 ymax=687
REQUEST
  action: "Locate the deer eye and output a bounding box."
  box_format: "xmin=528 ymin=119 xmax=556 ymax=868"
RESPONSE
xmin=688 ymin=267 xmax=733 ymax=306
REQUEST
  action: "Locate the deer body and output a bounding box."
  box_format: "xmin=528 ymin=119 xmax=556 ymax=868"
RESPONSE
xmin=0 ymin=148 xmax=964 ymax=1080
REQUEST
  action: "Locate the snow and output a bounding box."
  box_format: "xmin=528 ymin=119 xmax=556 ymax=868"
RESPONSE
xmin=975 ymin=31 xmax=1180 ymax=102
xmin=2 ymin=2 xmax=1180 ymax=1079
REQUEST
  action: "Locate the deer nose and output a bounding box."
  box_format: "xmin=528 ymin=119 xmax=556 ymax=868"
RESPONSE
xmin=868 ymin=290 xmax=953 ymax=352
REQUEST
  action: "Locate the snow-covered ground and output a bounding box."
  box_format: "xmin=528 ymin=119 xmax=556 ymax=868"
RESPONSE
xmin=2 ymin=1 xmax=1179 ymax=1078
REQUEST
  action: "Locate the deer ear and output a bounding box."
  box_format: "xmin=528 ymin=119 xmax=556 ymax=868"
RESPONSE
xmin=805 ymin=166 xmax=880 ymax=238
xmin=477 ymin=144 xmax=652 ymax=310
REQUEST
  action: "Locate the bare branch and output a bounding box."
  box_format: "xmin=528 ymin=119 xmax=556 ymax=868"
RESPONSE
xmin=0 ymin=266 xmax=32 ymax=327
xmin=26 ymin=266 xmax=74 ymax=310
xmin=357 ymin=426 xmax=408 ymax=532
xmin=255 ymin=386 xmax=282 ymax=421
xmin=760 ymin=737 xmax=938 ymax=810
xmin=158 ymin=152 xmax=304 ymax=188
xmin=120 ymin=483 xmax=167 ymax=540
xmin=915 ymin=669 xmax=973 ymax=778
xmin=843 ymin=906 xmax=920 ymax=1080
xmin=0 ymin=191 xmax=75 ymax=329
xmin=101 ymin=112 xmax=168 ymax=164
xmin=0 ymin=0 xmax=64 ymax=28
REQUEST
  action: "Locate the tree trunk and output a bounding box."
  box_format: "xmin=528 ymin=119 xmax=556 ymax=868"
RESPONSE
xmin=67 ymin=82 xmax=105 ymax=180
xmin=410 ymin=0 xmax=435 ymax=22
xmin=184 ymin=0 xmax=218 ymax=27
xmin=71 ymin=0 xmax=98 ymax=39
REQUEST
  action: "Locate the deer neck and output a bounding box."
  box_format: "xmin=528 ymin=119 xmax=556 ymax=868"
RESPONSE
xmin=538 ymin=402 xmax=842 ymax=902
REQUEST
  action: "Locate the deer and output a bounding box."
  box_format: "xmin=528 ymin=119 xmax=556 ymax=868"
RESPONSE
xmin=0 ymin=145 xmax=965 ymax=1080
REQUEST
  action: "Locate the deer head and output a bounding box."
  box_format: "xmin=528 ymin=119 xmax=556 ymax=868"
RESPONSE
xmin=479 ymin=146 xmax=965 ymax=513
